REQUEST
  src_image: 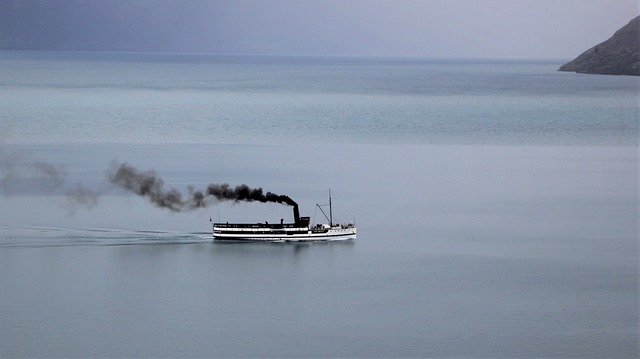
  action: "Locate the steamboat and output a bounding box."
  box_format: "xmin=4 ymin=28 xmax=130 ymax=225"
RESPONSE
xmin=212 ymin=192 xmax=356 ymax=242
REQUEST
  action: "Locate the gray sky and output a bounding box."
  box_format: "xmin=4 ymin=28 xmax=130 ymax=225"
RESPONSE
xmin=1 ymin=0 xmax=637 ymax=59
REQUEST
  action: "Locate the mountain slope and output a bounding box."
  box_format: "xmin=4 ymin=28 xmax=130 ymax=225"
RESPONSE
xmin=559 ymin=16 xmax=639 ymax=76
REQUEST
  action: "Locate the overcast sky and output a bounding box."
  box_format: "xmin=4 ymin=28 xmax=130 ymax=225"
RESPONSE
xmin=1 ymin=0 xmax=637 ymax=59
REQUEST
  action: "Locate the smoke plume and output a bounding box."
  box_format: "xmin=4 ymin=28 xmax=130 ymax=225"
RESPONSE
xmin=0 ymin=146 xmax=101 ymax=213
xmin=0 ymin=155 xmax=66 ymax=195
xmin=65 ymin=183 xmax=100 ymax=213
xmin=0 ymin=147 xmax=297 ymax=215
xmin=108 ymin=162 xmax=297 ymax=212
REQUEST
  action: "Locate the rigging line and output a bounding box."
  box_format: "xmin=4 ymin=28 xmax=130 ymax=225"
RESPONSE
xmin=337 ymin=201 xmax=351 ymax=223
xmin=316 ymin=203 xmax=331 ymax=223
xmin=334 ymin=193 xmax=356 ymax=223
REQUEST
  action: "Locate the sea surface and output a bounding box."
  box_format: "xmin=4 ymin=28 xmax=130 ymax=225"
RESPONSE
xmin=0 ymin=52 xmax=638 ymax=357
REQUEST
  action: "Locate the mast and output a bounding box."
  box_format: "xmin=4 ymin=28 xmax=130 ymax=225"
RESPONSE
xmin=329 ymin=189 xmax=333 ymax=226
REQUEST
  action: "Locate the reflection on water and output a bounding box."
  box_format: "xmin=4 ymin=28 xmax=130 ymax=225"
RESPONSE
xmin=211 ymin=238 xmax=355 ymax=258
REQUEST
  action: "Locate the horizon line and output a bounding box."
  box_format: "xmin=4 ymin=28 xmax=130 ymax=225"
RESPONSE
xmin=0 ymin=49 xmax=568 ymax=63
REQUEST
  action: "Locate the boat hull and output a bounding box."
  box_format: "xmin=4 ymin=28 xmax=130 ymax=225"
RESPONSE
xmin=213 ymin=228 xmax=356 ymax=242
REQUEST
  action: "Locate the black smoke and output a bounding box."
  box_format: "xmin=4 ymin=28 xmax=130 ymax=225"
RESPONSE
xmin=108 ymin=162 xmax=297 ymax=212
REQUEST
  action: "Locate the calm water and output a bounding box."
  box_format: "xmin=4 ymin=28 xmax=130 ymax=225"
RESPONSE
xmin=1 ymin=52 xmax=637 ymax=145
xmin=0 ymin=52 xmax=638 ymax=357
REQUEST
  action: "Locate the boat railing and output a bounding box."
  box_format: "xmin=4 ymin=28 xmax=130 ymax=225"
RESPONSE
xmin=213 ymin=222 xmax=303 ymax=229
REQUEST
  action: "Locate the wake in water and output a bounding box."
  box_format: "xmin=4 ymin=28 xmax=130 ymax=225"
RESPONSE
xmin=0 ymin=225 xmax=210 ymax=248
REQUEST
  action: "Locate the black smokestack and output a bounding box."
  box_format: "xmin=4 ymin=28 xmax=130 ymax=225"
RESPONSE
xmin=108 ymin=162 xmax=298 ymax=215
xmin=293 ymin=204 xmax=300 ymax=224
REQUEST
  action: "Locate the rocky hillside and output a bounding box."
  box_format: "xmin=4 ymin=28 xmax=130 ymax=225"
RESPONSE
xmin=559 ymin=16 xmax=639 ymax=76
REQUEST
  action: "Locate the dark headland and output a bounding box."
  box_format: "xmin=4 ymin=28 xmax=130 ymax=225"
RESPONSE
xmin=559 ymin=15 xmax=639 ymax=76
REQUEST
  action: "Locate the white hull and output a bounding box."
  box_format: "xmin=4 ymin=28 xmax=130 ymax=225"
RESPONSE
xmin=213 ymin=226 xmax=356 ymax=242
